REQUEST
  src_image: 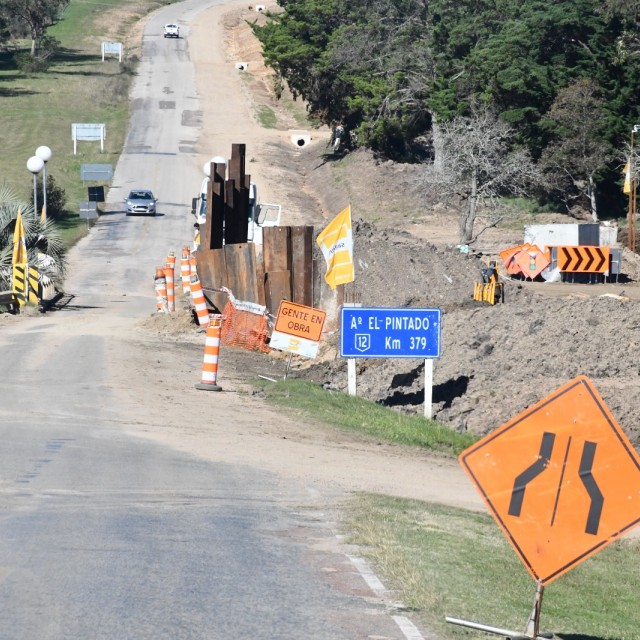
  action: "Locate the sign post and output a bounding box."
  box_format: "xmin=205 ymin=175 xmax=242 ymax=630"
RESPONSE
xmin=72 ymin=123 xmax=106 ymax=155
xmin=448 ymin=375 xmax=640 ymax=638
xmin=340 ymin=307 xmax=442 ymax=417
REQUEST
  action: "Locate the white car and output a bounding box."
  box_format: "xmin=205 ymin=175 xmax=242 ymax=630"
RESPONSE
xmin=164 ymin=23 xmax=179 ymax=38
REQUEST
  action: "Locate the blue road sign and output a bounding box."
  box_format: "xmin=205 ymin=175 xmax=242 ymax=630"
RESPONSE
xmin=340 ymin=307 xmax=442 ymax=358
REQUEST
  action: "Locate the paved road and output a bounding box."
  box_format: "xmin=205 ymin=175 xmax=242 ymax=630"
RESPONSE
xmin=0 ymin=1 xmax=429 ymax=638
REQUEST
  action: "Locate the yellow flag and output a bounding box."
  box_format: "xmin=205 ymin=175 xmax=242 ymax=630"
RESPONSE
xmin=12 ymin=209 xmax=27 ymax=266
xmin=624 ymin=161 xmax=632 ymax=195
xmin=41 ymin=204 xmax=47 ymax=223
xmin=316 ymin=205 xmax=354 ymax=289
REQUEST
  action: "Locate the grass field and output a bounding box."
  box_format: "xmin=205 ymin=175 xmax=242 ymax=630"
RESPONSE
xmin=346 ymin=494 xmax=640 ymax=640
xmin=0 ymin=0 xmax=168 ymax=244
xmin=258 ymin=379 xmax=640 ymax=639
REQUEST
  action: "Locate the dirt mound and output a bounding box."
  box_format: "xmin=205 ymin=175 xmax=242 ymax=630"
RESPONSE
xmin=155 ymin=4 xmax=640 ymax=448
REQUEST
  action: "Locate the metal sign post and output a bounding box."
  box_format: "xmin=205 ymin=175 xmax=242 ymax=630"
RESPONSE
xmin=446 ymin=583 xmax=551 ymax=640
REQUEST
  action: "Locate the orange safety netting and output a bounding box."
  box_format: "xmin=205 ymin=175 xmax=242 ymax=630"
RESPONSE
xmin=220 ymin=300 xmax=270 ymax=353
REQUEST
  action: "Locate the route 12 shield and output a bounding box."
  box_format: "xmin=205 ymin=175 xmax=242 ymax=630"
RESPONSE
xmin=459 ymin=376 xmax=640 ymax=585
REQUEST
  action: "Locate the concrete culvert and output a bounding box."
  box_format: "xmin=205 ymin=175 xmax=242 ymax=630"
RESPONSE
xmin=291 ymin=134 xmax=311 ymax=147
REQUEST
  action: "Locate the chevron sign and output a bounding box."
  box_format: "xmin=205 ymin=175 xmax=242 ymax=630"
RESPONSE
xmin=558 ymin=246 xmax=610 ymax=273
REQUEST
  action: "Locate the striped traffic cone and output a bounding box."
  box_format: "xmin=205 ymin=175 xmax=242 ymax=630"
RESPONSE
xmin=164 ymin=266 xmax=175 ymax=313
xmin=154 ymin=267 xmax=168 ymax=313
xmin=165 ymin=252 xmax=176 ymax=312
xmin=180 ymin=245 xmax=191 ymax=294
xmin=190 ymin=273 xmax=210 ymax=327
xmin=195 ymin=315 xmax=223 ymax=391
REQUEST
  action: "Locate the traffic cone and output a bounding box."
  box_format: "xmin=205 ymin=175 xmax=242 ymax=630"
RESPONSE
xmin=165 ymin=252 xmax=176 ymax=312
xmin=154 ymin=266 xmax=168 ymax=313
xmin=195 ymin=315 xmax=223 ymax=391
xmin=190 ymin=273 xmax=210 ymax=327
xmin=180 ymin=245 xmax=191 ymax=294
xmin=164 ymin=267 xmax=175 ymax=312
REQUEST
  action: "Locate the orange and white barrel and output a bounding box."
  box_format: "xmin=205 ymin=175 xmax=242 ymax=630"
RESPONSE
xmin=180 ymin=245 xmax=191 ymax=294
xmin=164 ymin=266 xmax=175 ymax=312
xmin=154 ymin=266 xmax=168 ymax=313
xmin=195 ymin=315 xmax=223 ymax=391
xmin=165 ymin=252 xmax=176 ymax=312
xmin=190 ymin=273 xmax=210 ymax=327
xmin=189 ymin=253 xmax=197 ymax=278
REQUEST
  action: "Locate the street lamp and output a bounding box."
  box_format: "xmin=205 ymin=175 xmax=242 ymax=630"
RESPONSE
xmin=27 ymin=156 xmax=45 ymax=219
xmin=35 ymin=145 xmax=52 ymax=220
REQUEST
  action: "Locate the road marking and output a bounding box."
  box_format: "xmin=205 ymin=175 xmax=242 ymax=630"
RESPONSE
xmin=346 ymin=553 xmax=426 ymax=640
xmin=346 ymin=554 xmax=387 ymax=596
xmin=393 ymin=615 xmax=430 ymax=640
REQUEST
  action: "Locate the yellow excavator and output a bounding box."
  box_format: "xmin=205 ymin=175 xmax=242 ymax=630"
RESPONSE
xmin=473 ymin=260 xmax=504 ymax=305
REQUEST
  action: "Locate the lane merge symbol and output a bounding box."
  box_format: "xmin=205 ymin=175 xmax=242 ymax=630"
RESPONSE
xmin=508 ymin=433 xmax=604 ymax=536
xmin=459 ymin=376 xmax=640 ymax=585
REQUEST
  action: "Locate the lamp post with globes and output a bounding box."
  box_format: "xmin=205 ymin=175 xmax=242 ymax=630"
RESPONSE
xmin=27 ymin=155 xmax=45 ymax=219
xmin=35 ymin=145 xmax=52 ymax=220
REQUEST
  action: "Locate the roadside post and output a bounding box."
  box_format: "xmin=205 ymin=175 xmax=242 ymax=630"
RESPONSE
xmin=270 ymin=300 xmax=327 ymax=379
xmin=342 ymin=301 xmax=361 ymax=396
xmin=340 ymin=307 xmax=442 ymax=418
xmin=449 ymin=375 xmax=640 ymax=639
xmin=79 ymin=201 xmax=98 ymax=229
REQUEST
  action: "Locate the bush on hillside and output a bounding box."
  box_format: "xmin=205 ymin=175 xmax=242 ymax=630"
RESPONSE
xmin=32 ymin=174 xmax=67 ymax=220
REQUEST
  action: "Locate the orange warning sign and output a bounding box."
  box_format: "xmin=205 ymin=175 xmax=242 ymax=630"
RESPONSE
xmin=274 ymin=300 xmax=326 ymax=342
xmin=515 ymin=246 xmax=550 ymax=279
xmin=460 ymin=376 xmax=640 ymax=585
xmin=558 ymin=246 xmax=609 ymax=273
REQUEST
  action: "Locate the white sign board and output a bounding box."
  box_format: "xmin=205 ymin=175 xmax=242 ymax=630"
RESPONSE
xmin=269 ymin=330 xmax=320 ymax=359
xmin=72 ymin=123 xmax=106 ymax=154
xmin=101 ymin=42 xmax=123 ymax=62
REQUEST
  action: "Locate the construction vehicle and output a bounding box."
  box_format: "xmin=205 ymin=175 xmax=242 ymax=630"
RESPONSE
xmin=473 ymin=260 xmax=504 ymax=305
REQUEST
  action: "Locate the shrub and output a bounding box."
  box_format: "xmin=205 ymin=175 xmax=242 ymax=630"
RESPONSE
xmin=32 ymin=174 xmax=67 ymax=220
xmin=14 ymin=36 xmax=60 ymax=73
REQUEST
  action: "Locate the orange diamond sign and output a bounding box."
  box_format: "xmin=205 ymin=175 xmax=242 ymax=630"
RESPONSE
xmin=460 ymin=376 xmax=640 ymax=585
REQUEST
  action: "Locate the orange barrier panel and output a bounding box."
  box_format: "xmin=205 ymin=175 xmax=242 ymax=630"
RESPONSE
xmin=189 ymin=273 xmax=210 ymax=327
xmin=500 ymin=245 xmax=525 ymax=274
xmin=220 ymin=301 xmax=270 ymax=352
xmin=558 ymin=246 xmax=609 ymax=273
xmin=195 ymin=315 xmax=223 ymax=391
xmin=180 ymin=245 xmax=191 ymax=294
xmin=213 ymin=286 xmax=271 ymax=353
xmin=515 ymin=246 xmax=550 ymax=280
xmin=154 ymin=266 xmax=168 ymax=313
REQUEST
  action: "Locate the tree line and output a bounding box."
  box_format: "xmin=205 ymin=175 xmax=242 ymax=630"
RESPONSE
xmin=0 ymin=0 xmax=68 ymax=66
xmin=253 ymin=0 xmax=640 ymax=241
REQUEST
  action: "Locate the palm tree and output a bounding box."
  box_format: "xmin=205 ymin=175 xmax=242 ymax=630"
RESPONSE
xmin=0 ymin=183 xmax=66 ymax=292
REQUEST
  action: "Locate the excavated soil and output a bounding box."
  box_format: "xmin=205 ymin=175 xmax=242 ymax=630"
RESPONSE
xmin=210 ymin=4 xmax=640 ymax=446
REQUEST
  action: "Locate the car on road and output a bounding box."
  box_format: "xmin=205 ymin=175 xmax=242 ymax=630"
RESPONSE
xmin=164 ymin=23 xmax=179 ymax=38
xmin=125 ymin=190 xmax=157 ymax=216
